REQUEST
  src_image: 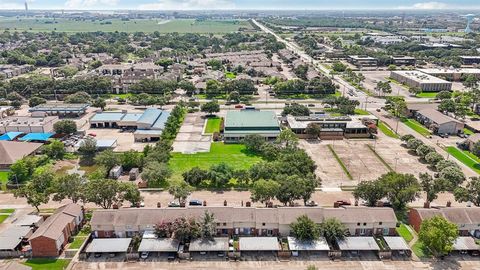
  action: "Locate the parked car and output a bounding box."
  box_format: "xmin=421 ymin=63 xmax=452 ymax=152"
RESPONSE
xmin=88 ymin=133 xmax=97 ymax=137
xmin=305 ymin=200 xmax=318 ymax=207
xmin=438 ymin=133 xmax=449 ymax=138
xmin=141 ymin=252 xmax=149 ymax=259
xmin=307 ymin=104 xmax=315 ymax=107
xmin=189 ymin=200 xmax=203 ymax=206
xmin=168 ymin=201 xmax=180 ymax=207
xmin=376 ymin=108 xmax=381 ymax=112
xmin=234 ymin=104 xmax=243 ymax=109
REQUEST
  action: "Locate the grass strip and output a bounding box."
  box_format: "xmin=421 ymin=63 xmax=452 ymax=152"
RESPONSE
xmin=366 ymin=144 xmax=393 ymax=171
xmin=378 ymin=121 xmax=399 ymax=139
xmin=327 ymin=145 xmax=353 ymax=180
xmin=445 ymin=146 xmax=480 ymax=174
xmin=396 ymin=224 xmax=413 ymax=242
xmin=402 ymin=119 xmax=432 ymax=137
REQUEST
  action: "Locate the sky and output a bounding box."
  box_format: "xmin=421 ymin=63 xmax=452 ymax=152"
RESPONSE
xmin=2 ymin=0 xmax=480 ymax=11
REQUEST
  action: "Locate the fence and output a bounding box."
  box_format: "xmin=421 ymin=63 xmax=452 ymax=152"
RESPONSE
xmin=0 ymin=250 xmax=31 ymax=259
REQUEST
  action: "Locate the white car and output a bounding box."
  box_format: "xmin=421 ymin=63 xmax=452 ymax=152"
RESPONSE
xmin=141 ymin=252 xmax=149 ymax=259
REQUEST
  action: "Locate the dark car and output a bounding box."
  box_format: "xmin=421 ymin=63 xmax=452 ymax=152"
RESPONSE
xmin=189 ymin=200 xmax=203 ymax=206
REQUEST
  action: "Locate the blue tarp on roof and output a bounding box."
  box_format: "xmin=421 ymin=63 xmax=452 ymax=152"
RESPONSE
xmin=0 ymin=132 xmax=23 ymax=141
xmin=18 ymin=133 xmax=53 ymax=142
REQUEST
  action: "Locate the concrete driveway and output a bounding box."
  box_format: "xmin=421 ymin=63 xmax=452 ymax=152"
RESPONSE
xmin=172 ymin=112 xmax=211 ymax=154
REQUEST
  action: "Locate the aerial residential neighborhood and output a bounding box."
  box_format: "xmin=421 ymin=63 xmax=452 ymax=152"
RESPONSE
xmin=0 ymin=2 xmax=480 ymax=270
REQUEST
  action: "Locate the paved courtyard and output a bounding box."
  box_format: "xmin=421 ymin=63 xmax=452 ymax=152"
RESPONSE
xmin=172 ymin=112 xmax=211 ymax=154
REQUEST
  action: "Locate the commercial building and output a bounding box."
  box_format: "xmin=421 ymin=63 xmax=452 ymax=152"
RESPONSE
xmin=223 ymin=111 xmax=281 ymax=142
xmin=29 ymin=103 xmax=89 ymax=117
xmin=0 ymin=115 xmax=59 ymax=134
xmin=0 ymin=141 xmax=43 ymax=168
xmin=347 ymin=55 xmax=378 ymax=68
xmin=390 ymin=71 xmax=452 ymax=92
xmin=90 ymin=206 xmax=397 ymax=239
xmin=461 ymin=56 xmax=480 ymax=66
xmin=408 ymin=207 xmax=480 ymax=237
xmin=415 ymin=108 xmax=464 ymax=135
xmin=417 ymin=68 xmax=480 ymax=81
xmin=285 ymin=114 xmax=378 ymax=139
xmin=390 ymin=56 xmax=416 ymax=66
xmin=29 ymin=204 xmax=84 ymax=257
xmin=89 ymin=108 xmax=170 ymax=142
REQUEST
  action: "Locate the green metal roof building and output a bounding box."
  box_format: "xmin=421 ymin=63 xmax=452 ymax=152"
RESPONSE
xmin=224 ymin=110 xmax=281 ymax=142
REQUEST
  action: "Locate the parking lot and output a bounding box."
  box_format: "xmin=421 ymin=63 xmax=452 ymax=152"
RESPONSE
xmin=172 ymin=112 xmax=211 ymax=154
xmin=361 ymin=71 xmax=411 ymax=99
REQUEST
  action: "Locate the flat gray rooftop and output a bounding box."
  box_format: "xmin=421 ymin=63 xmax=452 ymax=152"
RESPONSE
xmin=453 ymin=237 xmax=479 ymax=251
xmin=287 ymin=236 xmax=330 ymax=251
xmin=189 ymin=237 xmax=229 ymax=252
xmin=337 ymin=237 xmax=380 ymax=251
xmin=383 ymin=236 xmax=410 ymax=251
xmin=239 ymin=237 xmax=280 ymax=251
xmin=86 ymin=238 xmax=131 ymax=253
xmin=138 ymin=238 xmax=180 ymax=252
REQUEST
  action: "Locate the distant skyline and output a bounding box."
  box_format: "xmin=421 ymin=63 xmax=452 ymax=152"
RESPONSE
xmin=1 ymin=0 xmax=480 ymax=11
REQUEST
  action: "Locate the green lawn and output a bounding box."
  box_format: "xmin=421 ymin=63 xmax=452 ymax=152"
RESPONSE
xmin=416 ymin=92 xmax=438 ymax=98
xmin=23 ymin=259 xmax=70 ymax=270
xmin=0 ymin=171 xmax=8 ymax=191
xmin=69 ymin=236 xmax=87 ymax=249
xmin=0 ymin=215 xmax=9 ymax=224
xmin=0 ymin=209 xmax=15 ymax=214
xmin=396 ymin=224 xmax=414 ymax=242
xmin=204 ymin=117 xmax=222 ymax=134
xmin=412 ymin=241 xmax=430 ymax=258
xmin=169 ymin=143 xmax=262 ymax=180
xmin=0 ymin=18 xmax=254 ymax=33
xmin=225 ymin=72 xmax=236 ymax=79
xmin=402 ymin=119 xmax=432 ymax=137
xmin=464 ymin=128 xmax=474 ymax=135
xmin=378 ymin=121 xmax=399 ymax=139
xmin=354 ymin=108 xmax=370 ymax=115
xmin=446 ymin=146 xmax=480 ymax=174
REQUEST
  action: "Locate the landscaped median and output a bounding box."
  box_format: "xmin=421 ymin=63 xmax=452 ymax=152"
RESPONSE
xmin=327 ymin=145 xmax=353 ymax=180
xmin=0 ymin=209 xmax=14 ymax=224
xmin=445 ymin=146 xmax=480 ymax=174
xmin=378 ymin=121 xmax=399 ymax=139
xmin=402 ymin=119 xmax=432 ymax=137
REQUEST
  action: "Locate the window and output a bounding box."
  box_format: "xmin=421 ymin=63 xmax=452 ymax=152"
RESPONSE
xmin=357 ymin=222 xmax=360 ymax=226
xmin=223 ymin=223 xmax=227 ymax=226
xmin=379 ymin=222 xmax=382 ymax=225
xmin=262 ymin=223 xmax=266 ymax=226
xmin=383 ymin=228 xmax=389 ymax=236
xmin=363 ymin=223 xmax=366 ymax=226
xmin=216 ymin=223 xmax=221 ymax=226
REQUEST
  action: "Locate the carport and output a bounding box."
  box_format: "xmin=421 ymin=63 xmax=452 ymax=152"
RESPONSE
xmin=452 ymin=237 xmax=479 ymax=255
xmin=239 ymin=237 xmax=280 ymax=257
xmin=383 ymin=236 xmax=411 ymax=257
xmin=86 ymin=238 xmax=132 ymax=258
xmin=337 ymin=237 xmax=380 ymax=257
xmin=138 ymin=238 xmax=180 ymax=259
xmin=188 ymin=237 xmax=229 ymax=257
xmin=287 ymin=236 xmax=330 ymax=257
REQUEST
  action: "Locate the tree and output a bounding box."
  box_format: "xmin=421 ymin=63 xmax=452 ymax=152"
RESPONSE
xmin=439 ymin=166 xmax=466 ymax=190
xmin=208 ymin=163 xmax=234 ymax=187
xmin=154 ymin=222 xmax=173 ymax=238
xmin=472 ymin=141 xmax=480 ymax=157
xmin=168 ymin=179 xmax=193 ymax=205
xmin=379 ymin=172 xmax=420 ymax=210
xmin=94 ymin=149 xmax=119 ymax=171
xmin=51 ymin=173 xmax=85 ymax=203
xmin=200 ymin=211 xmax=216 ymax=239
xmin=120 ymin=183 xmax=143 ymax=206
xmin=78 ymin=137 xmax=97 ymax=165
xmin=436 ymin=91 xmax=452 ymax=100
xmin=425 ymin=152 xmax=443 ymax=165
xmin=282 ymin=103 xmax=311 ymax=116
xmin=120 ymin=150 xmax=144 ymax=171
xmin=276 ymin=129 xmax=298 ymax=148
xmin=141 ymin=162 xmax=172 ymax=186
xmin=416 ymin=144 xmax=435 ymax=159
xmin=14 ymin=165 xmax=54 ymax=211
xmin=171 ymin=217 xmax=201 ymax=243
xmin=406 ymin=138 xmax=422 ymax=150
xmin=250 ymin=179 xmax=280 ymax=206
xmin=418 ymin=216 xmax=458 ymax=258
xmin=44 ymin=139 xmax=66 ymax=160
xmin=182 ymin=167 xmax=209 ymax=186
xmin=454 ymin=177 xmax=480 ymax=206
xmin=9 ymin=156 xmax=40 ymax=183
xmin=375 ymin=81 xmax=392 ymax=96
xmin=53 ymin=120 xmax=77 ymax=134
xmin=305 ymin=123 xmax=321 ymax=139
xmin=155 ymin=58 xmax=174 ymax=70
xmin=436 ymin=160 xmax=459 ymax=172
xmin=92 ymin=97 xmax=106 ymax=110
xmin=331 ymin=61 xmax=347 ymax=72
xmin=200 ymin=100 xmax=220 ymax=116
xmin=84 ymin=178 xmax=123 ymax=209
xmin=64 ymin=91 xmax=91 ymax=104
xmin=438 ymin=99 xmax=456 ymax=113
xmin=321 ymin=218 xmax=347 ymax=244
xmin=243 ymin=134 xmax=265 ymax=153
xmin=290 ymin=215 xmax=321 ymax=241
xmin=419 ymin=173 xmax=442 ymax=207
xmin=276 ymin=175 xmax=305 ymax=206
xmin=353 ymin=180 xmax=385 ymax=207
xmin=408 ymin=87 xmax=422 ymax=96
xmin=400 ymin=134 xmax=415 ymax=142
xmin=29 ymin=96 xmax=46 ymax=108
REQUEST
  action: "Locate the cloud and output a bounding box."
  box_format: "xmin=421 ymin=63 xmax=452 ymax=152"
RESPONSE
xmin=64 ymin=0 xmax=118 ymax=9
xmin=138 ymin=0 xmax=235 ymax=10
xmin=398 ymin=1 xmax=448 ymax=9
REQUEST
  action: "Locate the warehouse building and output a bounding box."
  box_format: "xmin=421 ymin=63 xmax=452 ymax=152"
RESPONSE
xmin=347 ymin=55 xmax=378 ymax=68
xmin=390 ymin=71 xmax=452 ymax=92
xmin=223 ymin=110 xmax=281 ymax=143
xmin=89 ymin=108 xmax=170 ymax=142
xmin=29 ymin=103 xmax=89 ymax=117
xmin=415 ymin=108 xmax=464 ymax=135
xmin=390 ymin=56 xmax=416 ymax=66
xmin=417 ymin=68 xmax=480 ymax=81
xmin=0 ymin=115 xmax=59 ymax=134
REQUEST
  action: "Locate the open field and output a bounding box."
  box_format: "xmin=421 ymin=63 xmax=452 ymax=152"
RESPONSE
xmin=23 ymin=259 xmax=70 ymax=270
xmin=446 ymin=146 xmax=480 ymax=174
xmin=0 ymin=18 xmax=254 ymax=33
xmin=169 ymin=142 xmax=262 ymax=180
xmin=204 ymin=117 xmax=221 ymax=134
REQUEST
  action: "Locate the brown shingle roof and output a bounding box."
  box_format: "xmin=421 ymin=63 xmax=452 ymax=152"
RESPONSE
xmin=29 ymin=203 xmax=82 ymax=241
xmin=0 ymin=141 xmax=42 ymax=166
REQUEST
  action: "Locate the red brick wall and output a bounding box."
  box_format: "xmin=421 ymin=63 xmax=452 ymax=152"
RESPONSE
xmin=30 ymin=236 xmax=60 ymax=257
xmin=408 ymin=209 xmax=423 ymax=232
xmin=96 ymin=230 xmax=115 ymax=238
